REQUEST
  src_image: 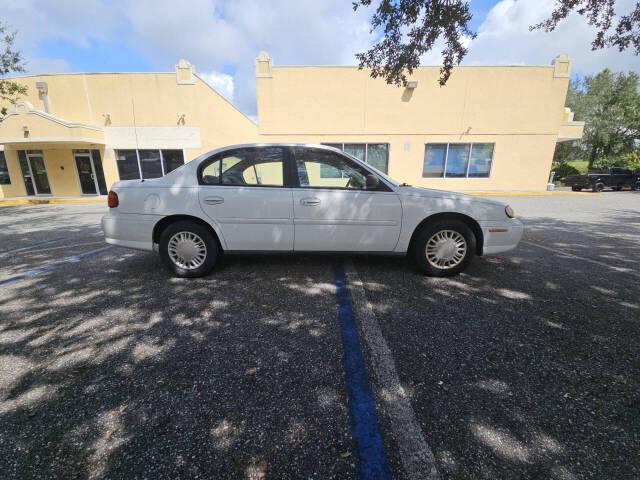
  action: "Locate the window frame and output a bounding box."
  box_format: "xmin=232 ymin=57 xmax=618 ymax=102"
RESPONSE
xmin=422 ymin=142 xmax=495 ymax=179
xmin=115 ymin=148 xmax=185 ymax=180
xmin=321 ymin=142 xmax=390 ymax=174
xmin=197 ymin=146 xmax=290 ymax=188
xmin=0 ymin=151 xmax=11 ymax=185
xmin=291 ymin=146 xmax=392 ymax=192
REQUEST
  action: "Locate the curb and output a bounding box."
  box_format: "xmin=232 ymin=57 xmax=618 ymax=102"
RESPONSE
xmin=0 ymin=198 xmax=106 ymax=206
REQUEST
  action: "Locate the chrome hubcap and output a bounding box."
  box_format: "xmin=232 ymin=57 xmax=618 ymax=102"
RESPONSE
xmin=425 ymin=230 xmax=467 ymax=269
xmin=168 ymin=231 xmax=207 ymax=270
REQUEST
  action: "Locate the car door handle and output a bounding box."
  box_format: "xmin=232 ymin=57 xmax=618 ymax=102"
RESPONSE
xmin=204 ymin=196 xmax=224 ymax=205
xmin=300 ymin=197 xmax=321 ymax=206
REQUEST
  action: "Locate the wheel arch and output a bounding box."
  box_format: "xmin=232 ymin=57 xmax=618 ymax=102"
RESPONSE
xmin=153 ymin=215 xmax=224 ymax=250
xmin=408 ymin=212 xmax=484 ymax=256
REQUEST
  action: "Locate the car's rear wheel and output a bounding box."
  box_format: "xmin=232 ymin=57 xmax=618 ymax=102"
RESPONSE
xmin=571 ymin=186 xmax=581 ymax=191
xmin=593 ymin=182 xmax=605 ymax=192
xmin=159 ymin=221 xmax=219 ymax=278
xmin=411 ymin=220 xmax=476 ymax=277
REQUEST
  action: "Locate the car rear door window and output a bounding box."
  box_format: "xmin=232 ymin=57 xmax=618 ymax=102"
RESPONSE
xmin=200 ymin=147 xmax=284 ymax=187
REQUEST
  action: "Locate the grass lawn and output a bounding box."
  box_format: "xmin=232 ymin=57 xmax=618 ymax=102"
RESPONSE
xmin=566 ymin=160 xmax=589 ymax=174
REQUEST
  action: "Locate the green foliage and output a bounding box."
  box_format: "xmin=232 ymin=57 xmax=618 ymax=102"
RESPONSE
xmin=566 ymin=70 xmax=640 ymax=168
xmin=0 ymin=21 xmax=27 ymax=116
xmin=593 ymin=152 xmax=640 ymax=171
xmin=354 ymin=1 xmax=639 ymax=88
xmin=551 ymin=162 xmax=580 ymax=182
xmin=567 ymin=160 xmax=589 ymax=174
xmin=353 ymin=0 xmax=475 ymax=86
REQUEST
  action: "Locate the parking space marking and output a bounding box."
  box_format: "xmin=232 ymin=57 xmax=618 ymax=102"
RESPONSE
xmin=0 ymin=237 xmax=66 ymax=255
xmin=0 ymin=246 xmax=113 ymax=286
xmin=521 ymin=241 xmax=640 ymax=279
xmin=344 ymin=261 xmax=440 ymax=480
xmin=19 ymin=241 xmax=107 ymax=253
xmin=334 ymin=265 xmax=391 ymax=480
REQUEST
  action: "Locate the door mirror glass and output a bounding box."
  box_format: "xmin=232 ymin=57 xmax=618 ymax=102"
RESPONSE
xmin=365 ymin=174 xmax=380 ymax=190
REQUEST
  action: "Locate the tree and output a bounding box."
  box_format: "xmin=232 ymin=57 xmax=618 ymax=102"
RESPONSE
xmin=0 ymin=21 xmax=27 ymax=116
xmin=555 ymin=69 xmax=640 ymax=168
xmin=531 ymin=1 xmax=640 ymax=55
xmin=352 ymin=0 xmax=475 ymax=86
xmin=354 ymin=0 xmax=639 ymax=87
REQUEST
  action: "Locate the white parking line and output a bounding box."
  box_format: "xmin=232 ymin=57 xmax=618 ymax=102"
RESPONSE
xmin=521 ymin=241 xmax=640 ymax=279
xmin=344 ymin=261 xmax=440 ymax=480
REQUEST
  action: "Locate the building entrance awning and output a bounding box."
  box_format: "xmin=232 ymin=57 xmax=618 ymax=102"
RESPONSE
xmin=0 ymin=101 xmax=104 ymax=147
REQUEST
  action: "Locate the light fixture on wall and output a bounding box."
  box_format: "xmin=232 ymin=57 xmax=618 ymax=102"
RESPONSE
xmin=22 ymin=125 xmax=29 ymax=137
xmin=407 ymin=81 xmax=418 ymax=89
xmin=35 ymin=81 xmax=50 ymax=113
xmin=177 ymin=113 xmax=186 ymax=125
xmin=102 ymin=113 xmax=111 ymax=126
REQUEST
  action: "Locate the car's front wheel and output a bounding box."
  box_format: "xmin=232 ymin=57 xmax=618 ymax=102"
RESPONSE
xmin=411 ymin=220 xmax=476 ymax=277
xmin=159 ymin=221 xmax=220 ymax=278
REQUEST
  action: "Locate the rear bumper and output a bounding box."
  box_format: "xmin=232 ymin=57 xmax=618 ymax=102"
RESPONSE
xmin=101 ymin=211 xmax=157 ymax=252
xmin=479 ymin=219 xmax=524 ymax=255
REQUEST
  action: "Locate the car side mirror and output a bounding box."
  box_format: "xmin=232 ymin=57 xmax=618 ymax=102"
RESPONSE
xmin=365 ymin=174 xmax=380 ymax=190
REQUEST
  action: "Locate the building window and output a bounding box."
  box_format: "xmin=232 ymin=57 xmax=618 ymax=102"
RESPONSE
xmin=422 ymin=143 xmax=494 ymax=178
xmin=0 ymin=151 xmax=10 ymax=184
xmin=115 ymin=149 xmax=185 ymax=180
xmin=322 ymin=143 xmax=389 ymax=174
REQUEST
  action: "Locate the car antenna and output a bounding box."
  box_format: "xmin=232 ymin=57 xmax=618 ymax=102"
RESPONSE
xmin=132 ymin=98 xmax=144 ymax=182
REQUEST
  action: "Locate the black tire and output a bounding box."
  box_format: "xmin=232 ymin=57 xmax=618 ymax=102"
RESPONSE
xmin=159 ymin=220 xmax=220 ymax=278
xmin=593 ymin=182 xmax=605 ymax=192
xmin=571 ymin=186 xmax=579 ymax=191
xmin=410 ymin=219 xmax=476 ymax=277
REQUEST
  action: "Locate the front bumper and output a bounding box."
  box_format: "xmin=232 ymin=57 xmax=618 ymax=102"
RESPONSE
xmin=479 ymin=219 xmax=524 ymax=255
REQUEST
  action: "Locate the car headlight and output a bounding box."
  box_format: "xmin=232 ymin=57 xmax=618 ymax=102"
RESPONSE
xmin=505 ymin=206 xmax=515 ymax=219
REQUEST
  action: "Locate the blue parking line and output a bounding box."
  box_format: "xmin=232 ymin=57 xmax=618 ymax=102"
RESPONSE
xmin=334 ymin=265 xmax=390 ymax=480
xmin=0 ymin=246 xmax=113 ymax=286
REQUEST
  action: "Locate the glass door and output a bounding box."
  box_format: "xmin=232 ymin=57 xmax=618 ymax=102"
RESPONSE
xmin=18 ymin=150 xmax=51 ymax=195
xmin=28 ymin=153 xmax=52 ymax=194
xmin=73 ymin=150 xmax=108 ymax=195
xmin=74 ymin=152 xmax=98 ymax=194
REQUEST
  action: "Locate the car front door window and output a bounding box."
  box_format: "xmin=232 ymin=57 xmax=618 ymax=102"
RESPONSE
xmin=294 ymin=148 xmax=369 ymax=189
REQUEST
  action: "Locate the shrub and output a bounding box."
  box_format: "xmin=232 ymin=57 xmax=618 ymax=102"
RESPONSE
xmin=593 ymin=152 xmax=640 ymax=171
xmin=552 ymin=162 xmax=580 ymax=182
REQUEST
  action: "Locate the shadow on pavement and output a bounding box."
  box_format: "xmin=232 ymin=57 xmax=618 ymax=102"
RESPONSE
xmin=353 ymin=213 xmax=639 ymax=479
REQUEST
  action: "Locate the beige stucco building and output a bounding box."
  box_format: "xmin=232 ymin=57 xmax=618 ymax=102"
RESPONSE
xmin=0 ymin=54 xmax=582 ymax=198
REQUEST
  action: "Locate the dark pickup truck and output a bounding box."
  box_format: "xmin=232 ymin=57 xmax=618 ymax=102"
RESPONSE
xmin=565 ymin=167 xmax=640 ymax=192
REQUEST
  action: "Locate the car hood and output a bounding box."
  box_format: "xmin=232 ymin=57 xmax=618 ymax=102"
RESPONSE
xmin=396 ymin=186 xmax=507 ymax=207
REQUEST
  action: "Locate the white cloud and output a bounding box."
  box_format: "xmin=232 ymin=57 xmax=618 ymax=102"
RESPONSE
xmin=464 ymin=0 xmax=640 ymax=74
xmin=2 ymin=0 xmax=639 ymax=119
xmin=199 ymin=71 xmax=234 ymax=103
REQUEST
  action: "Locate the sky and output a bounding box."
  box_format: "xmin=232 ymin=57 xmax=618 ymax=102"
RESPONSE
xmin=2 ymin=0 xmax=639 ymax=120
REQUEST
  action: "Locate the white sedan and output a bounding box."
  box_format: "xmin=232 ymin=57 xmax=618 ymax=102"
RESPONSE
xmin=102 ymin=144 xmax=523 ymax=277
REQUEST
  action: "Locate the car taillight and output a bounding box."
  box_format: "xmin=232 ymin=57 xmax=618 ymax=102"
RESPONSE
xmin=108 ymin=191 xmax=119 ymax=208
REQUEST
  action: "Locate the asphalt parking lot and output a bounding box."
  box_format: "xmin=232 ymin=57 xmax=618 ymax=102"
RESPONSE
xmin=1 ymin=191 xmax=639 ymax=479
